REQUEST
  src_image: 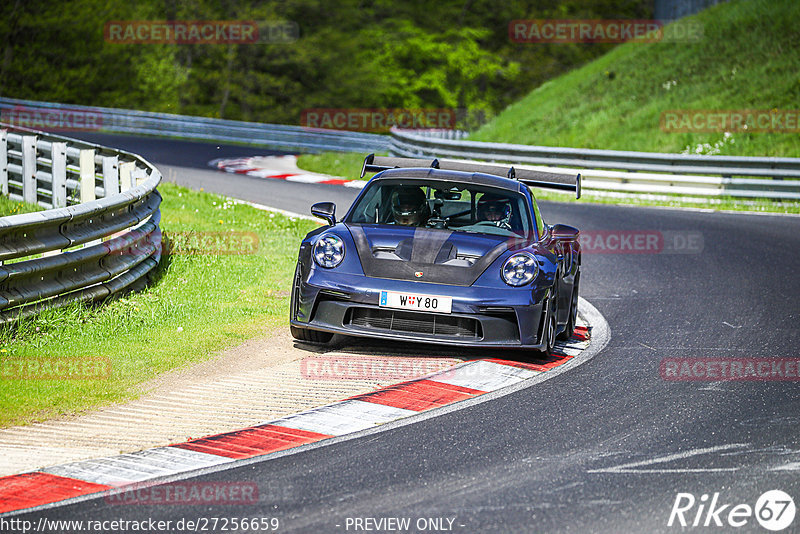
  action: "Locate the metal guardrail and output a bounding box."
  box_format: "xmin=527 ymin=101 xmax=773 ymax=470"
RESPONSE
xmin=0 ymin=124 xmax=162 ymax=323
xmin=0 ymin=97 xmax=391 ymax=154
xmin=3 ymin=97 xmax=798 ymax=200
xmin=391 ymin=129 xmax=800 ymax=200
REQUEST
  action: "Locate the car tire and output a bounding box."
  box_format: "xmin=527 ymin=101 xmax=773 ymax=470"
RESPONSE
xmin=290 ymin=325 xmax=334 ymax=344
xmin=543 ymin=311 xmax=556 ymax=355
xmin=545 ymin=313 xmax=556 ymax=355
xmin=558 ymin=271 xmax=580 ymax=341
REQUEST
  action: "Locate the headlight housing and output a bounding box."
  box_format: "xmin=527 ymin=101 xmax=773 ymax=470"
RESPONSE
xmin=313 ymin=234 xmax=344 ymax=268
xmin=501 ymin=252 xmax=539 ymax=286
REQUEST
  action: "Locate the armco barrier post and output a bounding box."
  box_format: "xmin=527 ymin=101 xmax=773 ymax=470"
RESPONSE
xmin=0 ymin=129 xmax=7 ymax=196
xmin=21 ymin=135 xmax=37 ymax=204
xmin=51 ymin=141 xmax=67 ymax=208
xmin=119 ymin=161 xmax=135 ymax=192
xmin=132 ymin=165 xmax=147 ymax=187
xmin=79 ymin=149 xmax=96 ymax=203
xmin=102 ymin=155 xmax=119 ymax=198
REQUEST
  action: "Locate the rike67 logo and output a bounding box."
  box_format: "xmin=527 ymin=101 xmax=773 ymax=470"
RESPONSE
xmin=668 ymin=490 xmax=796 ymax=531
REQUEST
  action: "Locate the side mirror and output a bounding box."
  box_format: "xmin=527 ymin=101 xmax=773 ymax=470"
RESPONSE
xmin=311 ymin=202 xmax=336 ymax=226
xmin=551 ymin=223 xmax=579 ymax=241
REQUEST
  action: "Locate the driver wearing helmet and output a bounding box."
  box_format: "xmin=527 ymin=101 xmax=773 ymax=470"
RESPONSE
xmin=477 ymin=193 xmax=513 ymax=230
xmin=391 ymin=186 xmax=430 ymax=226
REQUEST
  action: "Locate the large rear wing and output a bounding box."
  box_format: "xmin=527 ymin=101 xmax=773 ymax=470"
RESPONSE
xmin=361 ymin=154 xmax=581 ymax=199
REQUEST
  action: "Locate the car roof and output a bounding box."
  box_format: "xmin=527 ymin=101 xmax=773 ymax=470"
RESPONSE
xmin=372 ymin=168 xmax=527 ymax=194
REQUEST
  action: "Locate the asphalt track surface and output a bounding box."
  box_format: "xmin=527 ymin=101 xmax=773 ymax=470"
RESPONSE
xmin=16 ymin=135 xmax=800 ymax=532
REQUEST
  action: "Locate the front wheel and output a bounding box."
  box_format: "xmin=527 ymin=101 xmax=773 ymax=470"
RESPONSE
xmin=543 ymin=312 xmax=556 ymax=355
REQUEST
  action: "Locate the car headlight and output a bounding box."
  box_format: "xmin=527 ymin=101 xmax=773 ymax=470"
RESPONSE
xmin=501 ymin=252 xmax=539 ymax=286
xmin=313 ymin=234 xmax=345 ymax=268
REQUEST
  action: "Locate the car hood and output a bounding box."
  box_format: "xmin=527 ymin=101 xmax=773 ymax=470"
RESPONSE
xmin=346 ymin=223 xmax=521 ymax=286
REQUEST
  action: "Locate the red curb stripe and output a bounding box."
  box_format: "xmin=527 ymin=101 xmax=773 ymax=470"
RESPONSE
xmin=540 ymin=356 xmax=573 ymax=369
xmin=0 ymin=472 xmax=111 ymax=514
xmin=573 ymin=326 xmax=590 ymax=340
xmin=174 ymin=438 xmax=267 ymax=458
xmin=252 ymin=424 xmax=332 ymax=440
xmin=484 ymin=355 xmax=571 ymax=372
xmin=353 ymin=379 xmax=484 ymax=411
xmin=215 ymin=159 xmax=363 ymax=186
xmin=174 ymin=425 xmax=332 ymax=460
xmin=416 ymin=380 xmax=485 ymax=396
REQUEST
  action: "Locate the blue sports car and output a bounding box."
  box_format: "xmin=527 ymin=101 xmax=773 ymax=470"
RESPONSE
xmin=289 ymin=155 xmax=582 ymax=354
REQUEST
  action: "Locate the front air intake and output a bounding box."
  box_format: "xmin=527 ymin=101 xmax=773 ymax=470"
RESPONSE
xmin=345 ymin=307 xmax=482 ymax=339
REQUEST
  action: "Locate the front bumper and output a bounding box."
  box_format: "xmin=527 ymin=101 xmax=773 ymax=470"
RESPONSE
xmin=291 ymin=270 xmax=549 ymax=349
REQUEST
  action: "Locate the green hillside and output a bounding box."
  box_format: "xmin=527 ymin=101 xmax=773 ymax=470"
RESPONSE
xmin=471 ymin=0 xmax=800 ymax=157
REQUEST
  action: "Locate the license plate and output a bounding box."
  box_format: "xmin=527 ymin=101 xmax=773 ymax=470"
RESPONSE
xmin=379 ymin=290 xmax=452 ymax=314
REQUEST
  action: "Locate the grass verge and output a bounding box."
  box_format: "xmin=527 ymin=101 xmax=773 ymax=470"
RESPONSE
xmin=0 ymin=183 xmax=318 ymax=427
xmin=0 ymin=196 xmax=43 ymax=216
xmin=297 ymin=152 xmax=381 ymax=180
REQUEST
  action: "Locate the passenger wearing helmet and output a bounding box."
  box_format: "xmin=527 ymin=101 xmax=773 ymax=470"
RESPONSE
xmin=477 ymin=193 xmax=513 ymax=230
xmin=391 ymin=186 xmax=430 ymax=226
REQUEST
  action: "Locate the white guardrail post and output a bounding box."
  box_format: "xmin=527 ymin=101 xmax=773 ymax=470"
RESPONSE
xmin=120 ymin=161 xmax=135 ymax=192
xmin=0 ymin=129 xmax=7 ymax=196
xmin=102 ymin=155 xmax=119 ymax=197
xmin=79 ymin=148 xmax=96 ymax=203
xmin=51 ymin=141 xmax=67 ymax=208
xmin=21 ymin=135 xmax=37 ymax=204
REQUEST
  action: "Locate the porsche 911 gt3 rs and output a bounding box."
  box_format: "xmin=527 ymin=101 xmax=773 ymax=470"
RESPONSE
xmin=289 ymin=155 xmax=582 ymax=354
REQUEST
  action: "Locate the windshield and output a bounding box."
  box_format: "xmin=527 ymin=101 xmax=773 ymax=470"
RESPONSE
xmin=346 ymin=179 xmax=533 ymax=238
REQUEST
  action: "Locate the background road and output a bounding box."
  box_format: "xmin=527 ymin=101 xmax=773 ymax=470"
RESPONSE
xmin=19 ymin=135 xmax=800 ymax=532
xmin=76 ymin=132 xmax=357 ymax=214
